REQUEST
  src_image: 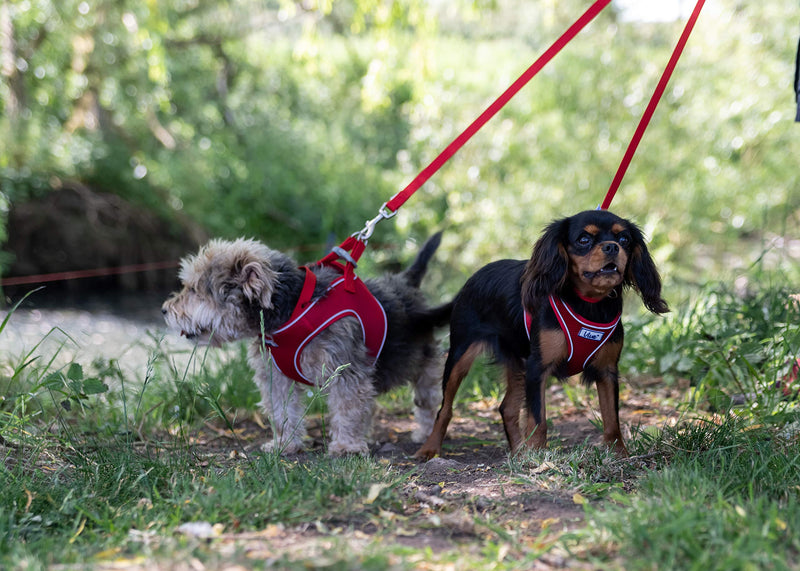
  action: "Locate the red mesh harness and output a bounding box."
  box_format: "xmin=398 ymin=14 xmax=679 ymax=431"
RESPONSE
xmin=525 ymin=295 xmax=621 ymax=376
xmin=260 ymin=267 xmax=387 ymax=386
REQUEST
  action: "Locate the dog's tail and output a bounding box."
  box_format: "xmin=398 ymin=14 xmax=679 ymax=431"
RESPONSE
xmin=402 ymin=231 xmax=443 ymax=288
xmin=412 ymin=300 xmax=454 ymax=335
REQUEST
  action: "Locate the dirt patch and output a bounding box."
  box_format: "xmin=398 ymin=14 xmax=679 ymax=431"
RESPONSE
xmin=163 ymin=381 xmax=684 ymax=567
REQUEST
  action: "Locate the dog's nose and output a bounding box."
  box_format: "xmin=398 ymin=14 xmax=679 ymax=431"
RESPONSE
xmin=161 ymin=307 xmax=167 ymax=315
xmin=602 ymin=242 xmax=619 ymax=257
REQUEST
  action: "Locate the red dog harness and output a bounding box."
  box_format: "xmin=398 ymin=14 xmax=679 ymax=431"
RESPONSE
xmin=261 ymin=267 xmax=388 ymax=385
xmin=525 ymin=295 xmax=621 ymax=376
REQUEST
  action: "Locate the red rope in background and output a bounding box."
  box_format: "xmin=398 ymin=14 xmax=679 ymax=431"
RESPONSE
xmin=0 ymin=242 xmax=388 ymax=288
xmin=0 ymin=261 xmax=179 ymax=288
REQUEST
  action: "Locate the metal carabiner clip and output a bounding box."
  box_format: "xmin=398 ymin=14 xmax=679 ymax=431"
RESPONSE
xmin=353 ymin=203 xmax=397 ymax=243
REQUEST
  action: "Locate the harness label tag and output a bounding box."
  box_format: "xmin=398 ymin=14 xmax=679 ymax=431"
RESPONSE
xmin=526 ymin=296 xmax=621 ymax=377
xmin=578 ymin=327 xmax=604 ymax=342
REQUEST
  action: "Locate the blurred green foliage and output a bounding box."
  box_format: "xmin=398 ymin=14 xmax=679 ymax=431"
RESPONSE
xmin=1 ymin=0 xmax=798 ymax=291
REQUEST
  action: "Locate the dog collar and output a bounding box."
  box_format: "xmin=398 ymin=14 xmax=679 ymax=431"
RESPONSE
xmin=573 ymin=288 xmax=606 ymax=303
xmin=524 ymin=295 xmax=621 ymax=376
xmin=260 ymin=267 xmax=388 ymax=385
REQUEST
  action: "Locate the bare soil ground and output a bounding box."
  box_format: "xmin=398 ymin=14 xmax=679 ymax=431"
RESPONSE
xmin=163 ymin=381 xmax=685 ymax=569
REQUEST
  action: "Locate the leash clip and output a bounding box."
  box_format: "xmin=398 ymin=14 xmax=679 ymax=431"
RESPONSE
xmin=331 ymin=246 xmax=358 ymax=268
xmin=353 ymin=203 xmax=397 ymax=243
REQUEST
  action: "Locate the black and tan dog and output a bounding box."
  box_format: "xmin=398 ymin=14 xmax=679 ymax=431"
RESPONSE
xmin=162 ymin=233 xmax=451 ymax=456
xmin=415 ymin=210 xmax=668 ymax=460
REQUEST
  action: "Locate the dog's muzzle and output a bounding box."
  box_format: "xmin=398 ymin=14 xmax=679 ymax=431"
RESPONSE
xmin=584 ymin=262 xmax=619 ymax=280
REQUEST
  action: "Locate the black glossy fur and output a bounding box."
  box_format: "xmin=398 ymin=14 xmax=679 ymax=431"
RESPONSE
xmin=415 ymin=210 xmax=668 ymax=459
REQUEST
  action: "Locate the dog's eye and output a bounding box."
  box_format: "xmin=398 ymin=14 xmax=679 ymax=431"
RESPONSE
xmin=221 ymin=283 xmax=239 ymax=298
xmin=577 ymin=235 xmax=593 ymax=247
xmin=618 ymin=234 xmax=630 ymax=247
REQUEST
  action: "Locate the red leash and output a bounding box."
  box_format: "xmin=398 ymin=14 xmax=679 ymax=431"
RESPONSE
xmin=600 ymin=0 xmax=705 ymax=210
xmin=0 ymin=261 xmax=179 ymax=287
xmin=385 ymin=0 xmax=613 ymax=215
xmin=6 ymin=1 xmax=703 ymax=290
xmin=326 ymin=0 xmax=614 ymax=272
xmin=329 ymin=0 xmax=705 ymax=266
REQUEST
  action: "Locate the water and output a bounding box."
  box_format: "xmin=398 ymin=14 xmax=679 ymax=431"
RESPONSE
xmin=1 ymin=289 xmax=190 ymax=380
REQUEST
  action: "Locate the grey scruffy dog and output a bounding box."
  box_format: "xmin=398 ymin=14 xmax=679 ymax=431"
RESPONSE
xmin=162 ymin=233 xmax=451 ymax=456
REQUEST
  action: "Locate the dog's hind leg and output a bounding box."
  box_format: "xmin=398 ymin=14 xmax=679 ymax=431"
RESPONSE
xmin=499 ymin=363 xmax=526 ymax=453
xmin=413 ymin=342 xmax=485 ymax=460
xmin=410 ymin=349 xmax=445 ymax=443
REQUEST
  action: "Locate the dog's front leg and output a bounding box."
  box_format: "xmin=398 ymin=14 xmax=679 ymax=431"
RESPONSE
xmin=591 ymin=368 xmax=628 ymax=457
xmin=523 ymin=354 xmax=549 ymax=450
xmin=522 ymin=327 xmax=568 ymax=451
xmin=587 ymin=343 xmax=628 ymax=457
xmin=326 ymin=365 xmax=377 ymax=456
xmin=595 ymin=373 xmax=627 ymax=456
xmin=248 ymin=343 xmax=306 ymax=454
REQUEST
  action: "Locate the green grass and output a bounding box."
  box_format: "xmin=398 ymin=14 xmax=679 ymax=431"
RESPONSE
xmin=1 ymin=306 xmax=404 ymax=567
xmin=3 ymin=276 xmax=800 ymax=569
xmin=1 ymin=404 xmax=408 ymax=567
xmin=2 ymin=447 xmax=407 ymax=568
xmin=573 ymin=416 xmax=800 ymax=570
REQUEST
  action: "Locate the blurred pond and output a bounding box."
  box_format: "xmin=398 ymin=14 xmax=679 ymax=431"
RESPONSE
xmin=1 ymin=290 xmax=189 ymax=380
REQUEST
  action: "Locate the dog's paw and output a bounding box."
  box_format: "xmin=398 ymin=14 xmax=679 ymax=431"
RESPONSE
xmin=328 ymin=440 xmax=369 ymax=457
xmin=412 ymin=445 xmax=439 ymax=461
xmin=261 ymin=438 xmax=304 ymax=455
xmin=611 ymin=440 xmax=629 ymax=458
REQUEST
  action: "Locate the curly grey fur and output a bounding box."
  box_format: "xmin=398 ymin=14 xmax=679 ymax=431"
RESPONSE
xmin=162 ymin=234 xmax=450 ymax=456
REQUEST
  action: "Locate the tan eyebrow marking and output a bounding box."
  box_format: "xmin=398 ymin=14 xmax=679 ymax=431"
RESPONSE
xmin=611 ymin=223 xmax=626 ymax=234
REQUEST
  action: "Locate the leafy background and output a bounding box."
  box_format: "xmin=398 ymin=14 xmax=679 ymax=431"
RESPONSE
xmin=1 ymin=0 xmax=798 ymax=296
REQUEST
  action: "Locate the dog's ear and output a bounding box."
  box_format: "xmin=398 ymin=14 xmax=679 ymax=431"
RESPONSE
xmin=521 ymin=218 xmax=569 ymax=310
xmin=238 ymin=261 xmax=278 ymax=309
xmin=625 ymin=226 xmax=669 ymax=314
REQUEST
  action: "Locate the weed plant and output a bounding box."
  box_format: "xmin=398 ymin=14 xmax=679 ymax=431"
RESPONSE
xmin=572 ymin=271 xmax=800 ymax=570
xmin=623 ymin=275 xmax=800 ymax=413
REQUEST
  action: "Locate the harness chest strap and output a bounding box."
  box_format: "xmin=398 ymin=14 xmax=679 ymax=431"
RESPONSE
xmin=261 ymin=267 xmax=388 ymax=385
xmin=525 ymin=295 xmax=621 ymax=377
